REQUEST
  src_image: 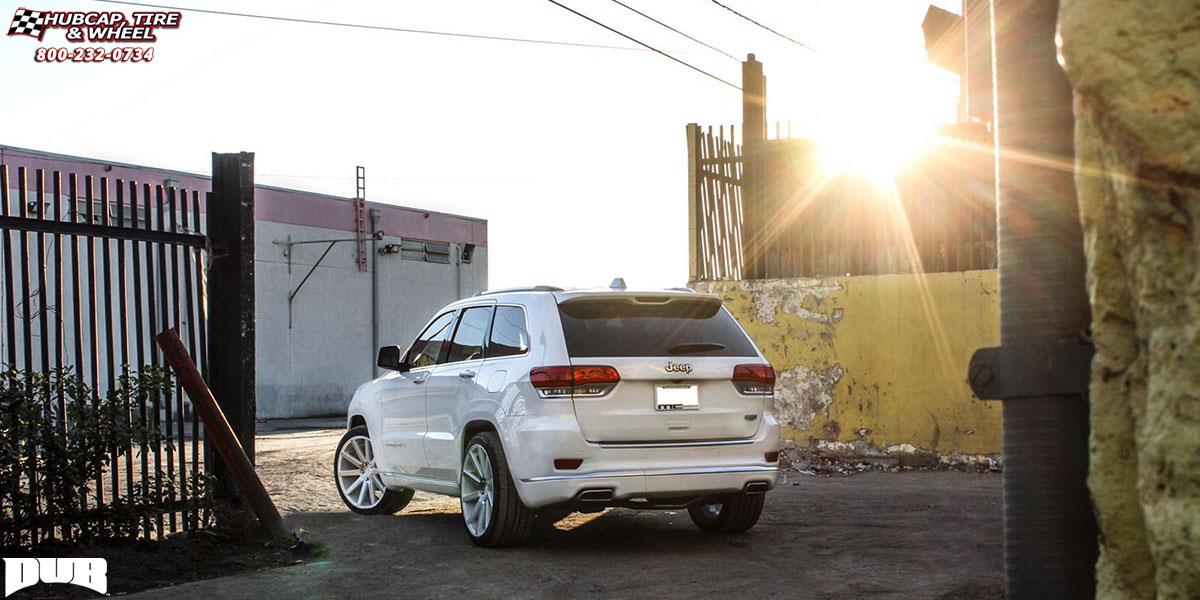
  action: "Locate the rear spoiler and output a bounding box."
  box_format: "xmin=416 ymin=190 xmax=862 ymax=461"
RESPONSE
xmin=556 ymin=292 xmax=723 ymax=308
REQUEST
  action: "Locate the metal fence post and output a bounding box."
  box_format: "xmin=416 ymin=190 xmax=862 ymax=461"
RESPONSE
xmin=207 ymin=152 xmax=256 ymax=518
xmin=968 ymin=2 xmax=1097 ymax=598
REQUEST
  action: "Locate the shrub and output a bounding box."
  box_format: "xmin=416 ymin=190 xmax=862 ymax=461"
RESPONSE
xmin=0 ymin=367 xmax=212 ymax=548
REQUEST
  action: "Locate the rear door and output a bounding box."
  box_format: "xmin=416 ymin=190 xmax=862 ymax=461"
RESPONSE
xmin=557 ymin=294 xmax=769 ymax=443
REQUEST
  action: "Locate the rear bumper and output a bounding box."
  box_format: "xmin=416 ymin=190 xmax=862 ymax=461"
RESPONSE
xmin=502 ymin=409 xmax=781 ymax=509
xmin=518 ymin=465 xmax=779 ymax=508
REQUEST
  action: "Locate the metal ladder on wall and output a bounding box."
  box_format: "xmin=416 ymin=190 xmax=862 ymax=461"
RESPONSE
xmin=354 ymin=166 xmax=367 ymax=271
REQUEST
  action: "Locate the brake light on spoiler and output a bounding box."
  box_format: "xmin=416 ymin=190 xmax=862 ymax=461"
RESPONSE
xmin=733 ymin=364 xmax=776 ymax=395
xmin=530 ymin=366 xmax=620 ymax=398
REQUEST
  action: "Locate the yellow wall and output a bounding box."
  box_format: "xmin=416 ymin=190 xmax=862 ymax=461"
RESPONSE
xmin=693 ymin=270 xmax=1002 ymax=457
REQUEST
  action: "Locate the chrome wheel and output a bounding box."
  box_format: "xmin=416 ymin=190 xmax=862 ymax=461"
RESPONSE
xmin=337 ymin=435 xmax=386 ymax=510
xmin=461 ymin=443 xmax=495 ymax=537
xmin=702 ymin=502 xmax=722 ymax=519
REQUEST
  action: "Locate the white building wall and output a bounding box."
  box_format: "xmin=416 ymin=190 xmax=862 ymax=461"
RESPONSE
xmin=254 ymin=221 xmax=487 ymax=419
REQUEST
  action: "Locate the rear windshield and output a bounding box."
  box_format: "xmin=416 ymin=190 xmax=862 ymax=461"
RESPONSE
xmin=557 ymin=297 xmax=758 ymax=358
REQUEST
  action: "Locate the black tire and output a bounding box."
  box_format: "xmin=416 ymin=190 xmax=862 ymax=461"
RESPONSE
xmin=462 ymin=431 xmax=537 ymax=547
xmin=334 ymin=426 xmax=414 ymax=515
xmin=688 ymin=493 xmax=765 ymax=533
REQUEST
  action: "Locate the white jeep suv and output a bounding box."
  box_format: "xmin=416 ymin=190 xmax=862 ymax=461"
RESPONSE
xmin=334 ymin=283 xmax=780 ymax=547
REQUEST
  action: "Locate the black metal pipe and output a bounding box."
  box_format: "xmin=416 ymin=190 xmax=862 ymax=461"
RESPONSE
xmin=1 ymin=167 xmax=16 ymax=368
xmin=991 ymin=2 xmax=1096 ymax=597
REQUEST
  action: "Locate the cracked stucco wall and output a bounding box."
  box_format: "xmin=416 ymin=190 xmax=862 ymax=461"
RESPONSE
xmin=693 ymin=271 xmax=1001 ymax=459
xmin=1060 ymin=3 xmax=1200 ymax=598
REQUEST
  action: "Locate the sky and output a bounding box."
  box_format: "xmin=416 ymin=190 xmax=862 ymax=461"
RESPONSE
xmin=1 ymin=0 xmax=960 ymax=290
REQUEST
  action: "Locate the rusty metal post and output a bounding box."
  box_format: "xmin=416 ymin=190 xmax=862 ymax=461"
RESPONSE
xmin=156 ymin=328 xmax=287 ymax=539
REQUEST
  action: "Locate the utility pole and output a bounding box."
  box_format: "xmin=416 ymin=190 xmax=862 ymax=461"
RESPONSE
xmin=741 ymin=54 xmax=767 ymax=279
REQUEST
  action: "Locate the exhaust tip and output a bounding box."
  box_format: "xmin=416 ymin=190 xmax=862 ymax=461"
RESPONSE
xmin=743 ymin=481 xmax=769 ymax=494
xmin=577 ymin=488 xmax=615 ymax=502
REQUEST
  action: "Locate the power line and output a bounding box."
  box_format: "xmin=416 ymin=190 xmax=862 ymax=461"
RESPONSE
xmin=545 ymin=0 xmax=740 ymax=90
xmin=708 ymin=0 xmax=821 ymax=53
xmin=608 ymin=0 xmax=739 ymax=62
xmin=93 ymin=0 xmax=649 ymax=52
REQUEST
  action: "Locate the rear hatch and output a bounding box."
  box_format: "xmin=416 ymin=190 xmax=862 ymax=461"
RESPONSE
xmin=555 ymin=293 xmax=771 ymax=443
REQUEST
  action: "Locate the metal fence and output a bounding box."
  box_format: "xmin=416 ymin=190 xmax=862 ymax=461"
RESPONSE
xmin=688 ymin=123 xmax=997 ymax=281
xmin=0 ymin=164 xmax=210 ymax=542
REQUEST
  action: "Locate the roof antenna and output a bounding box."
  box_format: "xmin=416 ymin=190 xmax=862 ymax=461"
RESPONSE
xmin=610 ymin=277 xmax=626 ymax=290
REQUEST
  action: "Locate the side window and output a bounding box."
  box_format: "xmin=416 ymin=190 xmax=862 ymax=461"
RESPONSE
xmin=487 ymin=306 xmax=529 ymax=358
xmin=445 ymin=306 xmax=494 ymax=364
xmin=406 ymin=311 xmax=457 ymax=368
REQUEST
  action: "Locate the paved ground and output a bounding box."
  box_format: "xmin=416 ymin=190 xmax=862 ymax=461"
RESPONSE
xmin=130 ymin=420 xmax=1003 ymax=599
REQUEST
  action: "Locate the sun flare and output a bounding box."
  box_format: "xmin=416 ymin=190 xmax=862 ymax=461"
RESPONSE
xmin=806 ymin=54 xmax=956 ymax=183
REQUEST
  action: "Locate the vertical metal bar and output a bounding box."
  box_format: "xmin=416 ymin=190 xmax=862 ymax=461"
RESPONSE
xmin=84 ymin=176 xmax=104 ymax=508
xmin=1 ymin=166 xmax=15 ymax=369
xmin=192 ymin=191 xmax=207 ymax=527
xmin=18 ymin=168 xmax=33 ymax=374
xmin=1 ymin=167 xmax=22 ymax=543
xmin=180 ymin=189 xmax=199 ymax=530
xmin=156 ymin=185 xmax=177 ymax=533
xmin=34 ymin=170 xmax=50 ymax=377
xmin=34 ymin=170 xmax=53 ymax=543
xmin=115 ymin=180 xmax=134 ymax=527
xmin=68 ymin=174 xmax=86 ymax=519
xmin=16 ymin=168 xmax=37 ymax=544
xmin=51 ymin=173 xmax=65 ymax=428
xmin=99 ymin=177 xmax=120 ymax=512
xmin=130 ymin=181 xmax=150 ymax=537
xmin=168 ymin=187 xmax=187 ymax=530
xmin=142 ymin=182 xmax=163 ymax=537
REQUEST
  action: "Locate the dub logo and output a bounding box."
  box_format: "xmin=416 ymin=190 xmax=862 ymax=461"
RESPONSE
xmin=3 ymin=558 xmax=107 ymax=597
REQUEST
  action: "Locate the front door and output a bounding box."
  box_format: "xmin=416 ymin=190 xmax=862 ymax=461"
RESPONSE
xmin=424 ymin=304 xmax=494 ymax=479
xmin=378 ymin=310 xmax=457 ymax=476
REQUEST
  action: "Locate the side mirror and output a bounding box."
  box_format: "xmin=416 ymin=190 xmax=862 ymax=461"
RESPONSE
xmin=377 ymin=346 xmax=409 ymax=372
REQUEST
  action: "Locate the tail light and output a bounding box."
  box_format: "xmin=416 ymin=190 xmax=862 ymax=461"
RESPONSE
xmin=530 ymin=366 xmax=620 ymax=398
xmin=733 ymin=364 xmax=775 ymax=395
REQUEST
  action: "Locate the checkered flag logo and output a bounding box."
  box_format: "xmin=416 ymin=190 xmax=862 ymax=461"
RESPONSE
xmin=8 ymin=8 xmax=47 ymax=39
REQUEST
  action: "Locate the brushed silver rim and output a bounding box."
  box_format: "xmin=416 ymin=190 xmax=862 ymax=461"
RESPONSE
xmin=337 ymin=435 xmax=386 ymax=510
xmin=460 ymin=443 xmax=494 ymax=537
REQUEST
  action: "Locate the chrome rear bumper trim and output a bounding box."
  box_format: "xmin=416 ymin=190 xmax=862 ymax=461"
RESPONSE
xmin=596 ymin=438 xmax=756 ymax=449
xmin=521 ymin=465 xmax=779 ymax=483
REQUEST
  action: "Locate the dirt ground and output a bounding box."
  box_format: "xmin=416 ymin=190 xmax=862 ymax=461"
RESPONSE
xmin=114 ymin=420 xmax=1004 ymax=599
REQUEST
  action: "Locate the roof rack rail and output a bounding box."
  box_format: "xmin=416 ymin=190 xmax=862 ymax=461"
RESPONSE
xmin=667 ymin=287 xmax=697 ymax=293
xmin=474 ymin=285 xmax=563 ymax=297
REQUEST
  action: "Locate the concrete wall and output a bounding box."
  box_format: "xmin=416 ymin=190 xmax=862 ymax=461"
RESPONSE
xmin=693 ymin=270 xmax=1001 ymax=462
xmin=1060 ymin=3 xmax=1200 ymax=597
xmin=255 ymin=221 xmax=486 ymax=419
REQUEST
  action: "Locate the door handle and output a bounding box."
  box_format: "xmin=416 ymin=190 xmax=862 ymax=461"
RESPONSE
xmin=459 ymin=370 xmax=476 ymax=379
xmin=413 ymin=373 xmax=429 ymax=384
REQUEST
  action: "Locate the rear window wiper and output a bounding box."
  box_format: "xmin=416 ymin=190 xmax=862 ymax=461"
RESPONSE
xmin=668 ymin=342 xmax=726 ymax=355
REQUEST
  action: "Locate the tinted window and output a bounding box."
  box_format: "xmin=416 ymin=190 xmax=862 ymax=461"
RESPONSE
xmin=446 ymin=306 xmax=493 ymax=363
xmin=488 ymin=306 xmax=529 ymax=358
xmin=406 ymin=311 xmax=457 ymax=368
xmin=558 ymin=298 xmax=757 ymax=357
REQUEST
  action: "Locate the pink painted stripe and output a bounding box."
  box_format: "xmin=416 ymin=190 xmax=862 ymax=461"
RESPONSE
xmin=0 ymin=146 xmax=487 ymax=246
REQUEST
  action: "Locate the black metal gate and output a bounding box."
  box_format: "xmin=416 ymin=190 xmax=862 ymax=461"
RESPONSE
xmin=0 ymin=164 xmax=210 ymax=544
